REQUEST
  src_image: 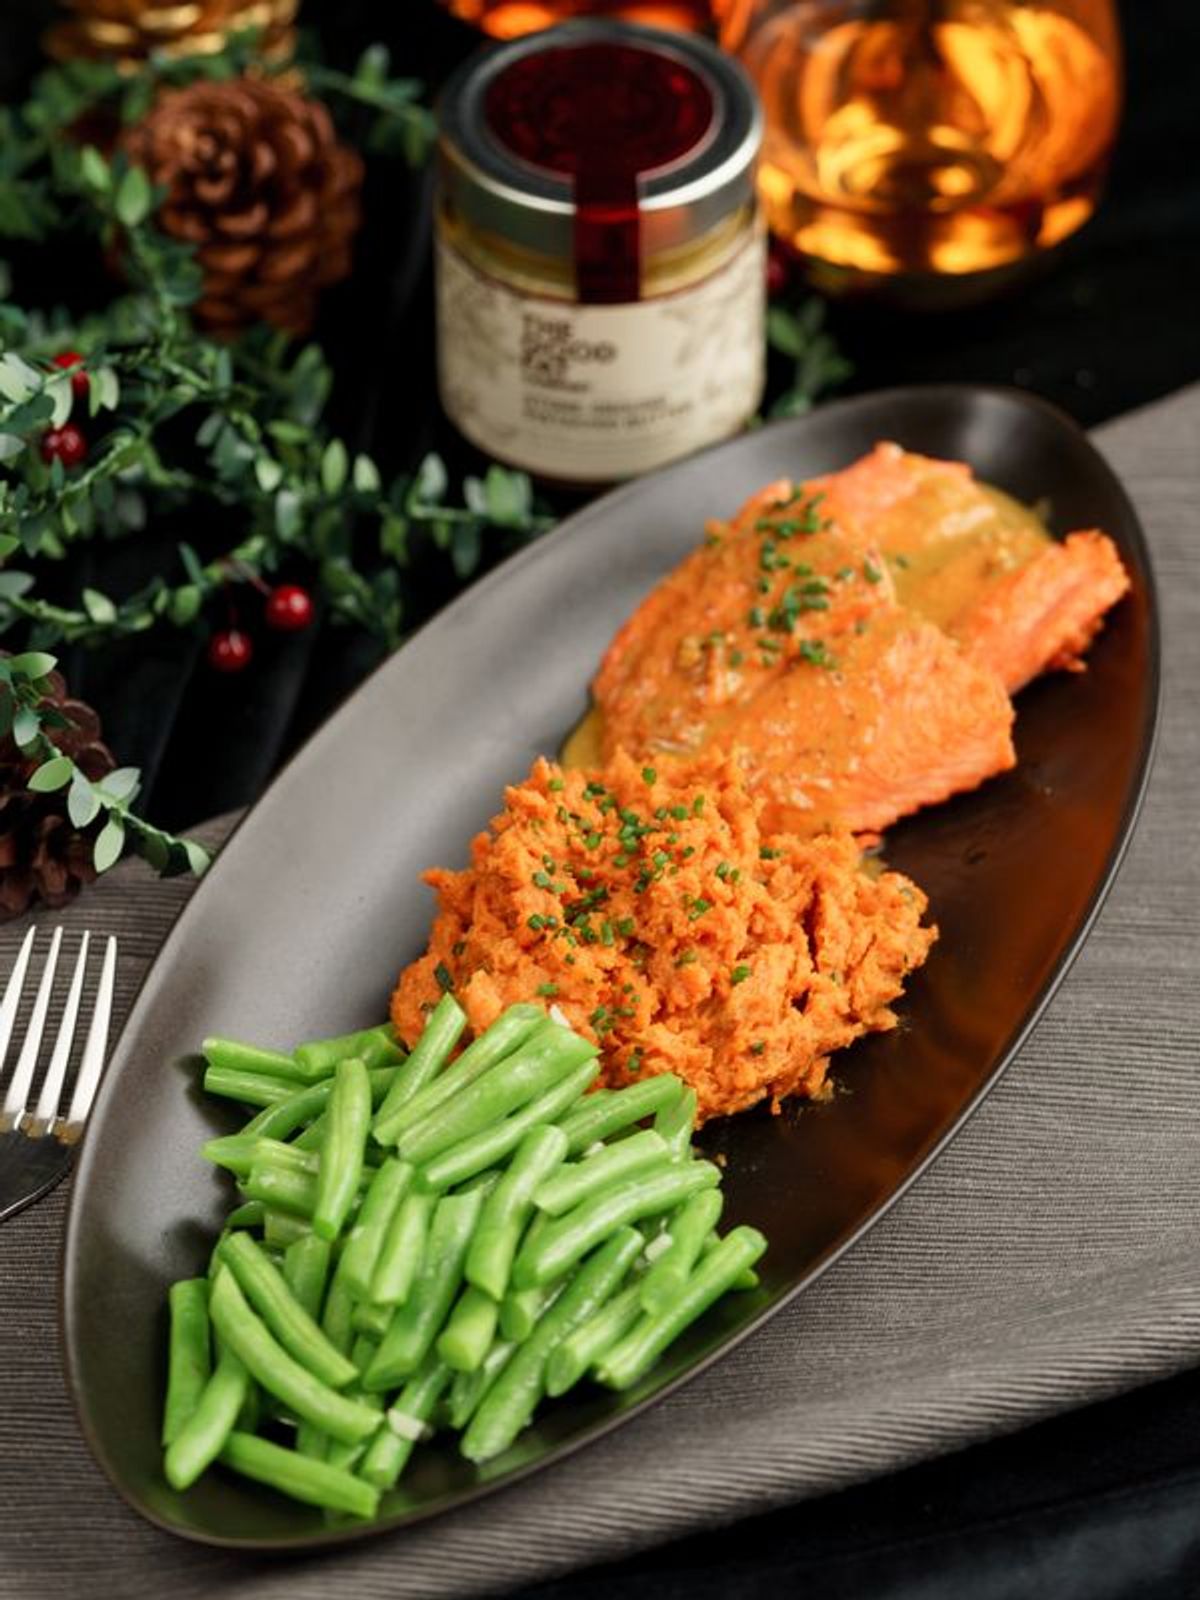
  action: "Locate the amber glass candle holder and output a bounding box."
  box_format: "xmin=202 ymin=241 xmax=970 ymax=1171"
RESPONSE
xmin=439 ymin=0 xmax=714 ymax=40
xmin=717 ymin=0 xmax=1122 ymax=302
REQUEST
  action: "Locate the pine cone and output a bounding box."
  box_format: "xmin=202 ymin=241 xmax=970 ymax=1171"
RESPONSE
xmin=45 ymin=0 xmax=298 ymax=69
xmin=121 ymin=76 xmax=363 ymax=336
xmin=0 ymin=669 xmax=116 ymax=920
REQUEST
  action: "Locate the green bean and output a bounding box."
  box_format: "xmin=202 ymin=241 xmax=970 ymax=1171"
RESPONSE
xmin=313 ymin=1057 xmax=371 ymax=1242
xmin=545 ymin=1282 xmax=645 ymax=1397
xmin=596 ymin=1226 xmax=767 ymax=1390
xmin=556 ymin=1073 xmax=683 ymax=1154
xmin=447 ymin=1339 xmax=514 ymax=1430
xmin=162 ymin=1278 xmax=211 ymax=1447
xmin=533 ymin=1129 xmax=669 ymax=1218
xmin=499 ymin=1281 xmax=558 ymax=1344
xmin=394 ymin=1022 xmax=595 ymax=1165
xmin=513 ymin=1161 xmax=720 ymax=1288
xmin=370 ymin=1187 xmax=435 ymax=1307
xmin=363 ymin=1188 xmax=483 ymax=1391
xmin=203 ymin=1037 xmax=302 ymax=1084
xmin=293 ymin=1023 xmax=405 ymax=1081
xmin=359 ymin=1357 xmax=451 ymax=1490
xmin=321 ymin=1336 xmax=385 ymax=1472
xmin=225 ymin=1200 xmax=266 ymax=1231
xmin=205 ymin=1134 xmax=316 ymax=1179
xmin=462 ymin=1227 xmax=643 ymax=1463
xmin=351 ymin=1300 xmax=393 ymax=1339
xmin=240 ymin=1067 xmax=397 ymax=1145
xmin=220 ymin=1430 xmax=380 ymax=1518
xmin=204 ymin=1066 xmax=295 ymax=1108
xmin=653 ymin=1084 xmax=698 ymax=1160
xmin=281 ymin=1234 xmax=332 ymax=1321
xmin=218 ymin=1232 xmax=357 ymax=1389
xmin=700 ymin=1231 xmax=759 ymax=1289
xmin=639 ymin=1190 xmax=723 ymax=1314
xmin=437 ymin=1284 xmax=500 ymax=1373
xmin=163 ymin=1347 xmax=248 ymax=1490
xmin=244 ymin=1164 xmax=318 ymax=1218
xmin=421 ymin=1060 xmax=598 ymax=1191
xmin=290 ymin=1114 xmax=326 ymax=1153
xmin=374 ymin=1003 xmax=545 ymax=1144
xmin=263 ymin=1208 xmax=311 ymax=1249
xmin=339 ymin=1158 xmax=413 ymax=1301
xmin=321 ymin=1269 xmax=355 ymax=1357
xmin=372 ymin=992 xmax=467 ymax=1141
xmin=208 ymin=1269 xmax=380 ymax=1444
xmin=465 ymin=1124 xmax=567 ymax=1300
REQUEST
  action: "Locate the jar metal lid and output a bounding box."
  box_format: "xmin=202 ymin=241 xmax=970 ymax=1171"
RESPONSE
xmin=438 ymin=20 xmax=762 ymax=269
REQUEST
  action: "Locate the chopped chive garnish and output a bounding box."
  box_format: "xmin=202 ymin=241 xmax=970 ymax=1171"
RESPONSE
xmin=642 ymin=767 xmax=657 ymax=785
xmin=730 ymin=965 xmax=752 ymax=986
xmin=537 ymin=982 xmax=559 ymax=997
xmin=434 ymin=962 xmax=454 ymax=992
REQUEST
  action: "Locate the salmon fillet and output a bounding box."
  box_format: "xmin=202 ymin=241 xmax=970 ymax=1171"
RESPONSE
xmin=592 ymin=444 xmax=1129 ymax=833
xmin=817 ymin=443 xmax=1131 ymax=691
xmin=594 ymin=473 xmax=1016 ymax=834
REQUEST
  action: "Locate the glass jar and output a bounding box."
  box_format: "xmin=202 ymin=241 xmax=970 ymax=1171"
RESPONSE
xmin=435 ymin=20 xmax=766 ymax=484
xmin=717 ymin=0 xmax=1122 ymax=300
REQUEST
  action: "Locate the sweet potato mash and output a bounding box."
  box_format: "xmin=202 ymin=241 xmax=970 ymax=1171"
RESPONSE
xmin=393 ymin=751 xmax=936 ymax=1123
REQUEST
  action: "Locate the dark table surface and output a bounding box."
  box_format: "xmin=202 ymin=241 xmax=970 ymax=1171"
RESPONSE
xmin=3 ymin=2 xmax=1200 ymax=1596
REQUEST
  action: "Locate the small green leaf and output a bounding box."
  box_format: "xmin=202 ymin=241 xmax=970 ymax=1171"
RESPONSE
xmin=0 ymin=434 xmax=24 ymax=463
xmin=321 ymin=438 xmax=348 ymax=495
xmin=93 ymin=815 xmax=126 ymax=873
xmin=12 ymin=705 xmax=39 ymax=748
xmin=46 ymin=372 xmax=73 ymax=428
xmin=79 ymin=144 xmax=111 ymax=192
xmin=352 ymin=453 xmax=381 ymax=493
xmin=115 ymin=165 xmax=153 ymax=227
xmin=0 ymin=533 xmax=18 ymax=560
xmin=255 ymin=455 xmax=284 ymax=492
xmin=68 ymin=772 xmax=102 ymax=828
xmin=28 ymin=755 xmax=73 ymax=792
xmin=81 ymin=586 xmax=117 ymax=624
xmin=484 ymin=463 xmax=531 ymax=524
xmin=184 ymin=840 xmax=212 ymax=876
xmin=8 ymin=650 xmax=57 ymax=681
xmin=97 ymin=766 xmax=140 ymax=803
xmin=0 ymin=353 xmax=41 ymax=404
xmin=169 ymin=584 xmax=202 ymax=626
xmin=91 ymin=367 xmax=120 ymax=414
xmin=141 ymin=831 xmax=170 ymax=871
xmin=410 ymin=453 xmax=447 ymax=505
xmin=0 ymin=571 xmax=34 ymax=599
xmin=275 ymin=488 xmax=302 ymax=538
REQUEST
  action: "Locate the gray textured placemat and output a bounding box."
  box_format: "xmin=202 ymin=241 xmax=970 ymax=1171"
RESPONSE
xmin=1 ymin=387 xmax=1197 ymax=1599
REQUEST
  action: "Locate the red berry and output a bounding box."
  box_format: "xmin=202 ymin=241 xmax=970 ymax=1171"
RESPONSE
xmin=51 ymin=350 xmax=90 ymax=400
xmin=264 ymin=583 xmax=314 ymax=633
xmin=208 ymin=628 xmax=254 ymax=674
xmin=766 ymin=240 xmax=792 ymax=298
xmin=40 ymin=424 xmax=87 ymax=468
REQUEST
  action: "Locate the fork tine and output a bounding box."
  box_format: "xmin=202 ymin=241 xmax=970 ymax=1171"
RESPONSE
xmin=2 ymin=925 xmax=63 ymax=1125
xmin=64 ymin=934 xmax=116 ymax=1132
xmin=30 ymin=931 xmax=90 ymax=1133
xmin=0 ymin=926 xmax=37 ymax=1085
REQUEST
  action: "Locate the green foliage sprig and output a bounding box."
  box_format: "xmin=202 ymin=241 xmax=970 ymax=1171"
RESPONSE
xmin=0 ymin=32 xmax=549 ymax=888
xmin=766 ymin=299 xmax=854 ymax=418
xmin=1 ymin=649 xmax=210 ymax=877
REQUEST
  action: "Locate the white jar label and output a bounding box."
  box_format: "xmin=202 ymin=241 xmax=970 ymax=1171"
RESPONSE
xmin=436 ymin=227 xmax=766 ymax=482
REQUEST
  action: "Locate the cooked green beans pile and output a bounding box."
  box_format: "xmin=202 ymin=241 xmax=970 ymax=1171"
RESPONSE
xmin=162 ymin=998 xmax=767 ymax=1520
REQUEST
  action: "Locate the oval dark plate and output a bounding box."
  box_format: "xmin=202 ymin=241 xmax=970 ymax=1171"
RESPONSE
xmin=62 ymin=386 xmax=1158 ymax=1549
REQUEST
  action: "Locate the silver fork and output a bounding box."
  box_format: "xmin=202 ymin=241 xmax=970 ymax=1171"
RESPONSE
xmin=0 ymin=926 xmax=118 ymax=1223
